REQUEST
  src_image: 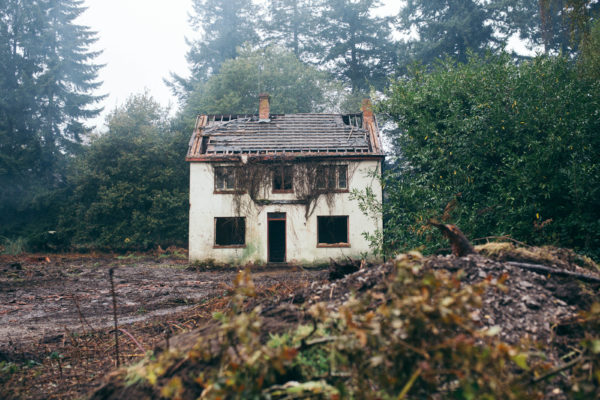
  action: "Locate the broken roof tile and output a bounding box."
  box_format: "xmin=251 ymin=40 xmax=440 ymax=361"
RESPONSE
xmin=186 ymin=113 xmax=383 ymax=160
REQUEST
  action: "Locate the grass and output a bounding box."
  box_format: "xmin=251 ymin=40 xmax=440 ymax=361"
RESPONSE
xmin=0 ymin=236 xmax=28 ymax=255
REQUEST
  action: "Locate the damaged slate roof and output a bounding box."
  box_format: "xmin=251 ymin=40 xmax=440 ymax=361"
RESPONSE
xmin=186 ymin=112 xmax=383 ymax=160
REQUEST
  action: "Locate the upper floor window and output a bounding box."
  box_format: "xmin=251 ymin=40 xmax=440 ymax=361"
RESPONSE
xmin=214 ymin=166 xmax=238 ymax=192
xmin=273 ymin=165 xmax=293 ymax=192
xmin=317 ymin=165 xmax=348 ymax=191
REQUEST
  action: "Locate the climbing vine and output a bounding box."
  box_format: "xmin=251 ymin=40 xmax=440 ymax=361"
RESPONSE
xmin=213 ymin=158 xmax=357 ymax=219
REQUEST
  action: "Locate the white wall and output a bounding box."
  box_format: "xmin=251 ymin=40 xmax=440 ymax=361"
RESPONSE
xmin=188 ymin=160 xmax=382 ymax=264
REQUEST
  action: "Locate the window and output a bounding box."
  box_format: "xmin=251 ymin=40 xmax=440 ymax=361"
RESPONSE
xmin=317 ymin=216 xmax=349 ymax=246
xmin=214 ymin=167 xmax=238 ymax=191
xmin=273 ymin=165 xmax=293 ymax=192
xmin=316 ymin=165 xmax=348 ymax=190
xmin=214 ymin=217 xmax=245 ymax=247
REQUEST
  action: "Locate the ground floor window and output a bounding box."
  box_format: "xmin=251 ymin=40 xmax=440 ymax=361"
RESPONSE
xmin=214 ymin=217 xmax=245 ymax=247
xmin=317 ymin=216 xmax=349 ymax=246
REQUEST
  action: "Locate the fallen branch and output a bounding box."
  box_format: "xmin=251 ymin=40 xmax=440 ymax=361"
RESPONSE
xmin=531 ymin=356 xmax=585 ymax=383
xmin=118 ymin=328 xmax=146 ymax=354
xmin=506 ymin=261 xmax=600 ymax=284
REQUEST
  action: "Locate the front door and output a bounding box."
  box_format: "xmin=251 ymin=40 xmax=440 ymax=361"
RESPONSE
xmin=267 ymin=212 xmax=286 ymax=263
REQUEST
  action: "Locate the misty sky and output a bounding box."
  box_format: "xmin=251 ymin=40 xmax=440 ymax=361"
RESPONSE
xmin=79 ymin=1 xmax=529 ymax=131
xmin=79 ymin=0 xmax=404 ymax=130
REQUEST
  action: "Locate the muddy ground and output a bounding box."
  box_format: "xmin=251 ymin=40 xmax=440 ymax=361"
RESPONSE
xmin=0 ymin=253 xmax=325 ymax=399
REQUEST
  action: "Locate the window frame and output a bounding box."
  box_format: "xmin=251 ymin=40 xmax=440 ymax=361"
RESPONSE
xmin=272 ymin=165 xmax=294 ymax=193
xmin=213 ymin=217 xmax=246 ymax=248
xmin=214 ymin=166 xmax=243 ymax=194
xmin=316 ymin=165 xmax=349 ymax=192
xmin=316 ymin=215 xmax=350 ymax=247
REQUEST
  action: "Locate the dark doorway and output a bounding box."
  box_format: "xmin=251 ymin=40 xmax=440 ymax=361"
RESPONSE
xmin=268 ymin=212 xmax=286 ymax=263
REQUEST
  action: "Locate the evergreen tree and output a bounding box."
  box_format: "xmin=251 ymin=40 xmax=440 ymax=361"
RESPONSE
xmin=181 ymin=46 xmax=335 ymax=125
xmin=37 ymin=0 xmax=104 ymax=171
xmin=264 ymin=0 xmax=318 ymax=59
xmin=531 ymin=0 xmax=599 ymax=55
xmin=169 ymin=0 xmax=259 ymax=99
xmin=315 ymin=0 xmax=396 ymax=92
xmin=397 ymin=0 xmax=496 ymax=66
xmin=0 ymin=0 xmax=103 ymax=237
xmin=484 ymin=0 xmax=599 ymax=56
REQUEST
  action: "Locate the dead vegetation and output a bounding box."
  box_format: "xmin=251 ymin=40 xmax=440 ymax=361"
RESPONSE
xmin=219 ymin=158 xmax=357 ymax=219
xmin=87 ymin=242 xmax=600 ymax=400
xmin=0 ymin=253 xmax=324 ymax=399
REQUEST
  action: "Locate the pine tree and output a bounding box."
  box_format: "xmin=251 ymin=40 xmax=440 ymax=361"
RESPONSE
xmin=515 ymin=0 xmax=599 ymax=55
xmin=315 ymin=0 xmax=397 ymax=93
xmin=0 ymin=0 xmax=103 ymax=236
xmin=37 ymin=0 xmax=104 ymax=171
xmin=397 ymin=0 xmax=495 ymax=66
xmin=169 ymin=0 xmax=259 ymax=99
xmin=264 ymin=0 xmax=318 ymax=59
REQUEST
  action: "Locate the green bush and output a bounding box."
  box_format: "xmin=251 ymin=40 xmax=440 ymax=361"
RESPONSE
xmin=378 ymin=53 xmax=600 ymax=259
xmin=58 ymin=94 xmax=189 ymax=251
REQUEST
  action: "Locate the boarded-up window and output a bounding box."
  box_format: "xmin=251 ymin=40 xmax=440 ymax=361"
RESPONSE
xmin=316 ymin=165 xmax=348 ymax=190
xmin=214 ymin=167 xmax=237 ymax=191
xmin=317 ymin=216 xmax=348 ymax=245
xmin=273 ymin=165 xmax=293 ymax=192
xmin=215 ymin=217 xmax=245 ymax=246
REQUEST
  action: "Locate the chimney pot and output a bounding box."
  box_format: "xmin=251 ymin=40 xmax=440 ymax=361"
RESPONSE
xmin=259 ymin=93 xmax=270 ymax=120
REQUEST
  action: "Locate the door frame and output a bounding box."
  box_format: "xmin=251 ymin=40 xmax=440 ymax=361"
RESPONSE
xmin=267 ymin=212 xmax=286 ymax=263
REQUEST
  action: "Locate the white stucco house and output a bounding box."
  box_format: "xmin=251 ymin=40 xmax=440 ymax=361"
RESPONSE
xmin=186 ymin=94 xmax=383 ymax=265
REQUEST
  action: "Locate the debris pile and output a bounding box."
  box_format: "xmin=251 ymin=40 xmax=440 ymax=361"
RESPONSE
xmin=90 ymin=244 xmax=600 ymax=399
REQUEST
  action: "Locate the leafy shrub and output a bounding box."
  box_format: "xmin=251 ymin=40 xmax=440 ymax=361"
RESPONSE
xmin=378 ymin=53 xmax=600 ymax=259
xmin=58 ymin=94 xmax=189 ymax=251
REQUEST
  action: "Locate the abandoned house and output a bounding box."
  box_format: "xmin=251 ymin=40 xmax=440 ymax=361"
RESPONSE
xmin=186 ymin=94 xmax=383 ymax=264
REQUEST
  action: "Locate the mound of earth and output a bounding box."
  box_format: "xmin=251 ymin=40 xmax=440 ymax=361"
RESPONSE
xmin=90 ymin=247 xmax=600 ymax=400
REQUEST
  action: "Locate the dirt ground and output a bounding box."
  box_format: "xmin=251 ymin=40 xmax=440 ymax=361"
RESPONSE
xmin=0 ymin=253 xmax=326 ymax=399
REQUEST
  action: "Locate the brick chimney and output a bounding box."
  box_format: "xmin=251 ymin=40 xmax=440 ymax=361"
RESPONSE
xmin=361 ymin=98 xmax=374 ymax=127
xmin=361 ymin=98 xmax=381 ymax=153
xmin=259 ymin=93 xmax=270 ymax=120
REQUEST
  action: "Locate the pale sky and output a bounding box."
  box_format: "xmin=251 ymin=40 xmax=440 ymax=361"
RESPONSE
xmin=79 ymin=0 xmax=195 ymax=130
xmin=79 ymin=0 xmax=403 ymax=131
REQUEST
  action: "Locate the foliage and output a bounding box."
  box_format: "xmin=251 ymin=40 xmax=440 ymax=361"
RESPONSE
xmin=59 ymin=93 xmax=188 ymax=250
xmin=570 ymin=302 xmax=600 ymax=398
xmin=314 ymin=0 xmax=397 ymax=92
xmin=378 ymin=53 xmax=600 ymax=259
xmin=168 ymin=0 xmax=259 ymax=99
xmin=264 ymin=0 xmax=318 ymax=59
xmin=130 ymin=255 xmax=555 ymax=399
xmin=397 ymin=0 xmax=600 ymax=62
xmin=224 ymin=158 xmax=358 ymax=220
xmin=0 ymin=236 xmax=27 ymax=255
xmin=181 ymin=46 xmax=336 ymax=124
xmin=580 ymin=18 xmax=600 ymax=79
xmin=531 ymin=0 xmax=599 ymax=55
xmin=0 ymin=0 xmax=103 ymax=240
xmin=397 ymin=0 xmax=496 ymax=67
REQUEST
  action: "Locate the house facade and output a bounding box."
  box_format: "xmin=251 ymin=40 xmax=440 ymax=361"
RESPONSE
xmin=186 ymin=95 xmax=383 ymax=265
